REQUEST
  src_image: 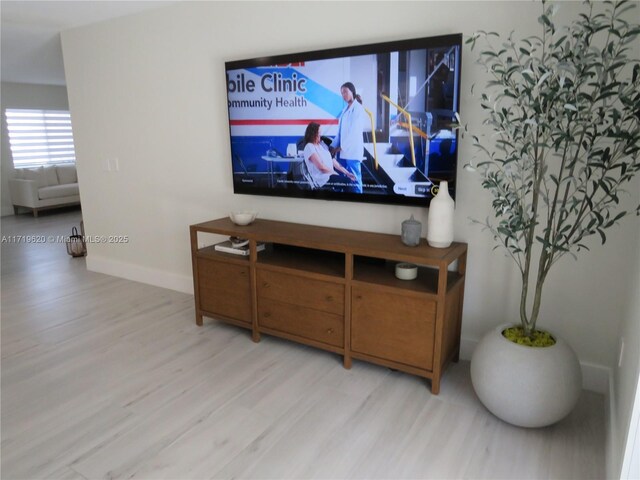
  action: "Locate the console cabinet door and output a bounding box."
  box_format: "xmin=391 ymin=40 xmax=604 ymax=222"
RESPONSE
xmin=197 ymin=258 xmax=251 ymax=324
xmin=351 ymin=286 xmax=436 ymax=370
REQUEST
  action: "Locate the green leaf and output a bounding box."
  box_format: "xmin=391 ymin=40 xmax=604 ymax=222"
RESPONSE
xmin=552 ymin=35 xmax=568 ymax=48
xmin=594 ymin=211 xmax=604 ymax=225
xmin=481 ymin=50 xmax=499 ymax=58
xmin=576 ymin=243 xmax=591 ymax=252
xmin=539 ymin=14 xmax=553 ymax=28
xmin=609 ymin=28 xmax=622 ymax=38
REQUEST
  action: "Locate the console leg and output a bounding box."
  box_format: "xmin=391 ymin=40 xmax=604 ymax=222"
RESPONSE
xmin=343 ymin=355 xmax=352 ymax=369
xmin=196 ymin=314 xmax=203 ymax=326
xmin=252 ymin=331 xmax=261 ymax=343
xmin=430 ymin=376 xmax=440 ymax=395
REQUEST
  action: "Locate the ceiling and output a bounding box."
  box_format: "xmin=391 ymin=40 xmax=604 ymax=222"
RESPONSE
xmin=1 ymin=1 xmax=177 ymax=86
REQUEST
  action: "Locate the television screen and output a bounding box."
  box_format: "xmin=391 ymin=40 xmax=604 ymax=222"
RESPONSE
xmin=225 ymin=33 xmax=462 ymax=207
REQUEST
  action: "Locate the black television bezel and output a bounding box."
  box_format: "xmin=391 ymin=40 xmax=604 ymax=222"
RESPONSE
xmin=224 ymin=33 xmax=462 ymax=208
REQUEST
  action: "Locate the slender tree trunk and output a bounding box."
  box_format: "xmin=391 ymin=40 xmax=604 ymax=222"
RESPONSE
xmin=530 ymin=269 xmax=547 ymax=333
xmin=520 ymin=131 xmax=544 ymax=339
xmin=521 ymin=250 xmax=550 ymax=336
xmin=520 ymin=273 xmax=532 ymax=337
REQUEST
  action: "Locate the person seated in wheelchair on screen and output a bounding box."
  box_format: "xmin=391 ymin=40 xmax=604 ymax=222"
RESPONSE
xmin=303 ymin=122 xmax=356 ymax=189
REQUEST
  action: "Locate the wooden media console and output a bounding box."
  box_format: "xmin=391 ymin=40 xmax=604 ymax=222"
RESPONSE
xmin=190 ymin=217 xmax=467 ymax=394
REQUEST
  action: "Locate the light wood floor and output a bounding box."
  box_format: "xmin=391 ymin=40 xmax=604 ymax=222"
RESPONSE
xmin=1 ymin=210 xmax=605 ymax=480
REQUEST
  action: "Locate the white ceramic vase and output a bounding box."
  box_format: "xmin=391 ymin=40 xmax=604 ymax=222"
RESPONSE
xmin=470 ymin=324 xmax=582 ymax=428
xmin=427 ymin=180 xmax=454 ymax=248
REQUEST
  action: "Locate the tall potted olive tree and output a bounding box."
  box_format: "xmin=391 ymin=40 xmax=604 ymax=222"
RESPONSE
xmin=467 ymin=0 xmax=640 ymax=427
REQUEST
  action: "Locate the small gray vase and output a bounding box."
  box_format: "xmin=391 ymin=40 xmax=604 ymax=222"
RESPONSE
xmin=401 ymin=215 xmax=422 ymax=247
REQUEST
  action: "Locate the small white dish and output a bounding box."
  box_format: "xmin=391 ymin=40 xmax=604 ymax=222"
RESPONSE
xmin=395 ymin=262 xmax=418 ymax=280
xmin=229 ymin=211 xmax=257 ymax=226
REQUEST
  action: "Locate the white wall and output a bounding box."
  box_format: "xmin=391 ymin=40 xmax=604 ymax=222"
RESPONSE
xmin=611 ymin=221 xmax=640 ymax=478
xmin=0 ymin=82 xmax=70 ymax=216
xmin=60 ymin=1 xmax=638 ymax=390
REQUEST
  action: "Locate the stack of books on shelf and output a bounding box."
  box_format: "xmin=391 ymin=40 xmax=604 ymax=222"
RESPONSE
xmin=214 ymin=237 xmax=265 ymax=256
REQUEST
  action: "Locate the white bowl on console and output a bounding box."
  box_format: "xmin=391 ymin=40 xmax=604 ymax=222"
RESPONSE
xmin=229 ymin=211 xmax=257 ymax=226
xmin=395 ymin=262 xmax=418 ymax=280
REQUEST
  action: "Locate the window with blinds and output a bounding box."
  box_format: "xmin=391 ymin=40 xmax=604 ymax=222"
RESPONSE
xmin=5 ymin=109 xmax=76 ymax=168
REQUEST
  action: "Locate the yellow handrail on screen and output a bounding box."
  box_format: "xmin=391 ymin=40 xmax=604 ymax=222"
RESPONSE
xmin=381 ymin=94 xmax=416 ymax=167
xmin=397 ymin=122 xmax=429 ymax=140
xmin=363 ymin=107 xmax=378 ymax=170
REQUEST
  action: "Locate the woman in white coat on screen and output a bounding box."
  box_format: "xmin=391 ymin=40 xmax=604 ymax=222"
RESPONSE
xmin=330 ymin=81 xmax=367 ymax=193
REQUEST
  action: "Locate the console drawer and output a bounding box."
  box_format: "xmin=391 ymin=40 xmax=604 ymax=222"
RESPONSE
xmin=197 ymin=258 xmax=251 ymax=324
xmin=257 ymin=269 xmax=344 ymax=315
xmin=351 ymin=286 xmax=435 ymax=370
xmin=258 ymin=297 xmax=344 ymax=347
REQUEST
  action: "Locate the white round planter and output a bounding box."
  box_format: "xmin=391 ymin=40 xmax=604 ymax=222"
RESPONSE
xmin=470 ymin=324 xmax=582 ymax=428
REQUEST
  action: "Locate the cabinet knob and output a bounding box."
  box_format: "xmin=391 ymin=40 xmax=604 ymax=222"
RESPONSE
xmin=355 ymin=295 xmax=363 ymax=300
xmin=263 ymin=311 xmax=271 ymax=318
xmin=263 ymin=282 xmax=270 ymax=288
xmin=327 ymin=328 xmax=334 ymax=334
xmin=325 ymin=295 xmax=333 ymax=302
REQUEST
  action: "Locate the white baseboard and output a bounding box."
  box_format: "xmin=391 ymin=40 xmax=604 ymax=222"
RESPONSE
xmin=460 ymin=336 xmax=611 ymax=395
xmin=86 ymin=254 xmax=193 ymax=294
xmin=459 ymin=336 xmax=478 ymax=363
xmin=582 ymin=361 xmax=612 ymax=396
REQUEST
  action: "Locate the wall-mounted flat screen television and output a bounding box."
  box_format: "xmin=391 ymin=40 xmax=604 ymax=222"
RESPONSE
xmin=225 ymin=33 xmax=462 ymax=207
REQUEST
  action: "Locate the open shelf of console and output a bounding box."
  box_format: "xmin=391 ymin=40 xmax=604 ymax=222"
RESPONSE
xmin=190 ymin=217 xmax=467 ymax=394
xmin=258 ymin=243 xmax=345 ymax=280
xmin=352 ymin=256 xmax=463 ymax=298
